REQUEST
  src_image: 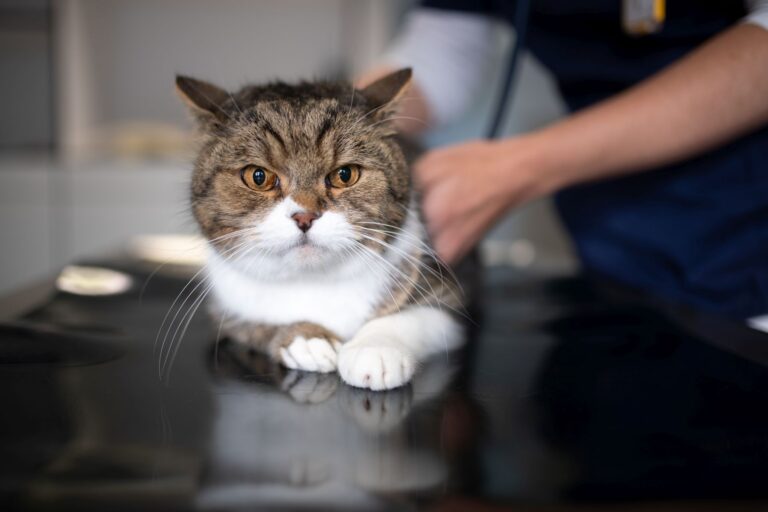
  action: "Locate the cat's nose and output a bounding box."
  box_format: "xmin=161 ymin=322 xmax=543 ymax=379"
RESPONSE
xmin=291 ymin=211 xmax=321 ymax=233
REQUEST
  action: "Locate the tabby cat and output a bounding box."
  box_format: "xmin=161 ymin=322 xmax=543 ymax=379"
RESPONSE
xmin=176 ymin=69 xmax=464 ymax=390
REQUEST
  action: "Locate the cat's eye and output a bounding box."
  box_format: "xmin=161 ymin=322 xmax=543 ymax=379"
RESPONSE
xmin=241 ymin=165 xmax=278 ymax=192
xmin=327 ymin=165 xmax=360 ymax=188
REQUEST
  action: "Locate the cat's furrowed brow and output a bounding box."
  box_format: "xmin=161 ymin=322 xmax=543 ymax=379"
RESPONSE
xmin=262 ymin=122 xmax=287 ymax=152
xmin=315 ymin=115 xmax=336 ymax=147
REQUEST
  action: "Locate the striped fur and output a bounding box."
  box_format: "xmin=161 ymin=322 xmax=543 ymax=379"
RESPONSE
xmin=178 ymin=70 xmax=464 ymax=390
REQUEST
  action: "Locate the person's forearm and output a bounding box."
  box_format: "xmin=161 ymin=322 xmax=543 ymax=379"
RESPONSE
xmin=523 ymin=23 xmax=768 ymax=196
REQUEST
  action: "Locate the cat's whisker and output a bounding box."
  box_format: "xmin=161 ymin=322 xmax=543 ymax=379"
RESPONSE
xmin=354 ymin=239 xmax=458 ymax=358
xmin=358 ymin=220 xmax=431 ymax=250
xmin=353 ymin=242 xmax=457 ymax=361
xmin=370 ymin=246 xmax=468 ymax=322
xmin=358 ymin=221 xmax=436 ymax=257
xmin=155 ymin=263 xmax=213 ymax=361
xmin=356 ymin=224 xmax=457 ymax=291
xmin=354 ymin=226 xmax=440 ymax=291
xmin=161 ymin=279 xmax=217 ymax=382
xmin=213 ymin=306 xmax=228 ymax=373
xmin=348 ymin=85 xmax=356 ymax=115
xmin=156 ymin=237 xmax=257 ymax=378
xmin=346 ymin=244 xmax=406 ymax=315
xmin=358 ymin=232 xmax=465 ymax=312
xmin=356 ymin=232 xmax=435 ymax=289
xmin=348 ymin=242 xmax=404 ymax=295
xmin=353 ymin=240 xmax=466 ymax=320
xmin=351 ymin=94 xmax=426 ymax=132
xmin=360 ymin=235 xmax=439 ymax=268
xmin=368 ymin=115 xmax=429 ymax=130
xmin=208 ymin=227 xmax=260 ymax=244
xmin=141 ymin=228 xmax=257 ymax=305
xmin=148 ymin=227 xmax=256 ymax=291
xmin=160 ymin=242 xmax=265 ymax=381
xmin=352 ymin=100 xmax=392 ymax=126
xmin=227 ymin=91 xmax=245 ymax=117
xmin=359 ymin=248 xmax=454 ymax=357
xmin=356 ymin=232 xmax=460 ymax=310
xmin=357 ymin=229 xmax=448 ymax=285
xmin=356 ymin=249 xmax=411 ymax=313
xmin=209 ymin=241 xmax=275 ymax=371
xmin=139 ymin=262 xmax=169 ymax=305
xmin=357 ymin=221 xmax=464 ymax=294
xmin=157 ymin=270 xmax=212 ymax=377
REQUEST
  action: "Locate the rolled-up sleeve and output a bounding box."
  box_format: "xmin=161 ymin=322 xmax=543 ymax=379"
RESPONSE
xmin=745 ymin=0 xmax=768 ymax=31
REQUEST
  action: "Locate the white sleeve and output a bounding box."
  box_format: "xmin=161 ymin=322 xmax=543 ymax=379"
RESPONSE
xmin=745 ymin=0 xmax=768 ymax=31
xmin=383 ymin=8 xmax=496 ymax=127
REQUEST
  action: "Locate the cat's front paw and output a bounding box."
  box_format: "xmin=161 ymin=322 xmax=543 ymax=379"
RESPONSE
xmin=279 ymin=336 xmax=341 ymax=373
xmin=337 ymin=342 xmax=415 ymax=391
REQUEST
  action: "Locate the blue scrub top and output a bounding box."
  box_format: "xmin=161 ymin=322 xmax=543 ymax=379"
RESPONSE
xmin=423 ymin=0 xmax=768 ymax=319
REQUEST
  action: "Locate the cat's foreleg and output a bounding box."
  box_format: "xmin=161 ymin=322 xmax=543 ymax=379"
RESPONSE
xmin=219 ymin=314 xmax=342 ymax=373
xmin=337 ymin=307 xmax=463 ymax=391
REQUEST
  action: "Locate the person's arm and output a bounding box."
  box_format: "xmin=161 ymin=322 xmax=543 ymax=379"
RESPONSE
xmin=417 ymin=22 xmax=768 ymax=263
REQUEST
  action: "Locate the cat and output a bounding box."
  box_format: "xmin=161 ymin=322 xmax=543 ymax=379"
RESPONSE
xmin=175 ymin=69 xmax=464 ymax=390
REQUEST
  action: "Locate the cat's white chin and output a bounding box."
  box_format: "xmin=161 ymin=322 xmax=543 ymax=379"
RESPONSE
xmin=283 ymin=245 xmax=343 ymax=273
xmin=291 ymin=243 xmax=321 ymax=259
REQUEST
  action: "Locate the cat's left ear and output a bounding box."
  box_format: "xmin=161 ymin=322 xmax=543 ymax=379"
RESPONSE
xmin=359 ymin=68 xmax=412 ymax=114
xmin=175 ymin=75 xmax=230 ymax=126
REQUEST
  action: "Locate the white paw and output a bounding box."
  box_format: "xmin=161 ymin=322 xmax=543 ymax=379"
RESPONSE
xmin=280 ymin=336 xmax=340 ymax=373
xmin=337 ymin=343 xmax=415 ymax=390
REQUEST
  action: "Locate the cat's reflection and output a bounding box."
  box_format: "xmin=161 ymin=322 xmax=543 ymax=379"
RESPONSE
xmin=280 ymin=371 xmax=413 ymax=432
xmin=198 ymin=339 xmax=458 ymax=510
xmin=279 ymin=370 xmax=339 ymax=405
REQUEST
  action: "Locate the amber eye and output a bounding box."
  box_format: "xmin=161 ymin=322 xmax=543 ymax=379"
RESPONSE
xmin=240 ymin=166 xmax=278 ymax=191
xmin=327 ymin=165 xmax=360 ymax=188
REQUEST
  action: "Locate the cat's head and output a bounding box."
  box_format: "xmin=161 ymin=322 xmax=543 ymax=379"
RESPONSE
xmin=176 ymin=69 xmax=414 ymax=276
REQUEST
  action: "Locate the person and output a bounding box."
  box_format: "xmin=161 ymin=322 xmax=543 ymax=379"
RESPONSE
xmin=359 ymin=1 xmax=768 ymax=325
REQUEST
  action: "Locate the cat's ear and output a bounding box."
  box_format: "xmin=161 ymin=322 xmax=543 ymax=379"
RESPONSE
xmin=360 ymin=68 xmax=412 ymax=113
xmin=175 ymin=75 xmax=230 ymax=125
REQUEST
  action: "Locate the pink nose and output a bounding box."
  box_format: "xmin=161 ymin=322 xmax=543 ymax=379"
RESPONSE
xmin=291 ymin=211 xmax=320 ymax=233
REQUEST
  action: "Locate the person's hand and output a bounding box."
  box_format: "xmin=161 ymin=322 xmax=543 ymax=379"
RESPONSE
xmin=415 ymin=137 xmax=548 ymax=264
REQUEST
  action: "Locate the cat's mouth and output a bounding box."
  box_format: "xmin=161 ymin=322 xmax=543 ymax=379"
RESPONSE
xmin=286 ymin=235 xmax=323 ymax=255
xmin=271 ymin=233 xmax=346 ymax=264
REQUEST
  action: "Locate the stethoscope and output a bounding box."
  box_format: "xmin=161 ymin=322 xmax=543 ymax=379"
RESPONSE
xmin=487 ymin=0 xmax=665 ymax=138
xmin=486 ymin=0 xmax=530 ymax=138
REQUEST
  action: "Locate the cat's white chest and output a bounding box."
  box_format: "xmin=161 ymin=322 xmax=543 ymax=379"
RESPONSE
xmin=207 ymin=254 xmax=387 ymax=340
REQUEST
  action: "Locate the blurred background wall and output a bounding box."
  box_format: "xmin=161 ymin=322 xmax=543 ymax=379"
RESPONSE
xmin=0 ymin=0 xmax=575 ymax=295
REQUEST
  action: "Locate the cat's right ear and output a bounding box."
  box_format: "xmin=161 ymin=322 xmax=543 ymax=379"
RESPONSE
xmin=175 ymin=75 xmax=230 ymax=126
xmin=359 ymin=68 xmax=412 ymax=114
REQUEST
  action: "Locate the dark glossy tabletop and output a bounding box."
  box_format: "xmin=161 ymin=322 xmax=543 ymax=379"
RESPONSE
xmin=2 ymin=257 xmax=768 ymax=512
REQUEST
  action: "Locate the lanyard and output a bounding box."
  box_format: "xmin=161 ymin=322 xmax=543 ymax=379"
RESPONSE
xmin=623 ymin=0 xmax=666 ymax=35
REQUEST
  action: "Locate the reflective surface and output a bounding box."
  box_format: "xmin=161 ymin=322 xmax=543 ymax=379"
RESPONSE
xmin=2 ymin=259 xmax=768 ymax=511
